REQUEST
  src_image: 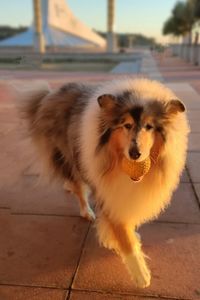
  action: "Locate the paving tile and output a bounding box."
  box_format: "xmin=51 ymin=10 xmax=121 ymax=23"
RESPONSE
xmin=187 ymin=152 xmax=200 ymax=182
xmin=73 ymin=223 xmax=200 ymax=299
xmin=0 ymin=175 xmax=80 ymax=216
xmin=0 ymin=111 xmax=89 ymax=216
xmin=194 ymin=184 xmax=200 ymax=206
xmin=0 ymin=83 xmax=17 ymax=108
xmin=188 ymin=133 xmax=200 ymax=151
xmin=0 ymin=107 xmax=19 ymax=123
xmin=0 ymin=208 xmax=10 ymax=216
xmin=158 ymin=183 xmax=200 ymax=223
xmin=167 ymin=83 xmax=200 ymax=109
xmin=0 ymin=128 xmax=31 ymax=189
xmin=0 ymin=286 xmax=67 ymax=300
xmin=167 ymin=82 xmax=197 ymax=93
xmin=188 ymin=110 xmax=200 ymax=120
xmin=0 ymin=121 xmax=20 ymax=135
xmin=70 ymin=290 xmax=161 ymax=300
xmin=188 ymin=120 xmax=200 ymax=133
xmin=180 ymin=168 xmax=190 ymax=182
xmin=181 ymin=97 xmax=200 ymax=110
xmin=0 ymin=214 xmax=89 ymax=288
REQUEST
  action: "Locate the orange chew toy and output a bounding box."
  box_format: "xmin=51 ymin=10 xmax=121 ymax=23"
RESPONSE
xmin=121 ymin=156 xmax=151 ymax=181
xmin=121 ymin=133 xmax=162 ymax=181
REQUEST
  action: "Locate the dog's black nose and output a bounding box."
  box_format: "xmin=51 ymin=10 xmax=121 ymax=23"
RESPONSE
xmin=129 ymin=148 xmax=141 ymax=160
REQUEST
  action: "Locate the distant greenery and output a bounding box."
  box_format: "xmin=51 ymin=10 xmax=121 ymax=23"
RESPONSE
xmin=118 ymin=33 xmax=156 ymax=47
xmin=97 ymin=31 xmax=157 ymax=47
xmin=0 ymin=25 xmax=28 ymax=41
xmin=192 ymin=0 xmax=200 ymax=19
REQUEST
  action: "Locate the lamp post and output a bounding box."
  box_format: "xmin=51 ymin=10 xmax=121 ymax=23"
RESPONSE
xmin=33 ymin=0 xmax=45 ymax=53
xmin=107 ymin=0 xmax=116 ymax=52
xmin=128 ymin=35 xmax=134 ymax=49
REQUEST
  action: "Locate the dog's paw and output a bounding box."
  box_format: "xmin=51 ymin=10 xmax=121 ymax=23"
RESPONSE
xmin=124 ymin=251 xmax=151 ymax=288
xmin=100 ymin=235 xmax=119 ymax=251
xmin=80 ymin=206 xmax=96 ymax=222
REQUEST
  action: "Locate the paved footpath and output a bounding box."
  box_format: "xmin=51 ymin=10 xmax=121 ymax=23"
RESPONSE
xmin=0 ymin=52 xmax=200 ymax=300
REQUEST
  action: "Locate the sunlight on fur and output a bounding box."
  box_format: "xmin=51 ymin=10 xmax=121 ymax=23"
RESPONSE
xmin=22 ymin=78 xmax=190 ymax=288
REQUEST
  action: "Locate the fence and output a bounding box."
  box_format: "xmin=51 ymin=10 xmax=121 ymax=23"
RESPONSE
xmin=171 ymin=44 xmax=200 ymax=66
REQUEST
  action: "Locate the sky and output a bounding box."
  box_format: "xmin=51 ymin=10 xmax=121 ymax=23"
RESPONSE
xmin=0 ymin=0 xmax=178 ymax=43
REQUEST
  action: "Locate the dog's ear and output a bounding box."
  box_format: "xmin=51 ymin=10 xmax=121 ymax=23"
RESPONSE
xmin=165 ymin=99 xmax=185 ymax=115
xmin=97 ymin=94 xmax=117 ymax=111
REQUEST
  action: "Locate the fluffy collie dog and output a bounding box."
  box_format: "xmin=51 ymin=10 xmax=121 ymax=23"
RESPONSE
xmin=22 ymin=78 xmax=189 ymax=288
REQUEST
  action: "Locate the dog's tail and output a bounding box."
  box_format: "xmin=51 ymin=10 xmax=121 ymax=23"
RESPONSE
xmin=17 ymin=82 xmax=51 ymax=128
xmin=12 ymin=82 xmax=51 ymax=128
xmin=15 ymin=82 xmax=52 ymax=183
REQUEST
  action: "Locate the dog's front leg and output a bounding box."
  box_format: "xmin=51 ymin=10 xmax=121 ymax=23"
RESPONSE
xmin=97 ymin=215 xmax=151 ymax=288
xmin=112 ymin=222 xmax=151 ymax=288
xmin=63 ymin=180 xmax=95 ymax=221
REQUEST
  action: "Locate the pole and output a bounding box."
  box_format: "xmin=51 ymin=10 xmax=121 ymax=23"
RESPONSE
xmin=107 ymin=0 xmax=116 ymax=52
xmin=33 ymin=0 xmax=45 ymax=53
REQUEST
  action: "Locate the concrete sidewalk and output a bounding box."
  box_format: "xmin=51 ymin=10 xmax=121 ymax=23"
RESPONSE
xmin=0 ymin=53 xmax=200 ymax=300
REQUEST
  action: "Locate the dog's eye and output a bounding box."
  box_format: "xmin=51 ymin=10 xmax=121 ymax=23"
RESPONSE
xmin=145 ymin=124 xmax=153 ymax=130
xmin=124 ymin=123 xmax=132 ymax=130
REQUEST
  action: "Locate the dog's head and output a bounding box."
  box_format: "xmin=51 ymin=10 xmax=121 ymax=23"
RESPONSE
xmin=97 ymin=92 xmax=185 ymax=166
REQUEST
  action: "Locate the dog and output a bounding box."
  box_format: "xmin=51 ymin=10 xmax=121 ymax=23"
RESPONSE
xmin=22 ymin=78 xmax=189 ymax=288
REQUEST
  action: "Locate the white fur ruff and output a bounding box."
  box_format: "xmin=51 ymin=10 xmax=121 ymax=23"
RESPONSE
xmin=80 ymin=78 xmax=189 ymax=226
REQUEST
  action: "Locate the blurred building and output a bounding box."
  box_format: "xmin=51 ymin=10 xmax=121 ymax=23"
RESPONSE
xmin=0 ymin=0 xmax=106 ymax=52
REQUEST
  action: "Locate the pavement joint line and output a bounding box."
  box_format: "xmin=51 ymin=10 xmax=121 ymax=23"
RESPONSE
xmin=64 ymin=290 xmax=69 ymax=300
xmin=188 ymin=108 xmax=200 ymax=111
xmin=185 ymin=165 xmax=200 ymax=209
xmin=187 ymin=150 xmax=200 ymax=154
xmin=8 ymin=211 xmax=200 ymax=224
xmin=0 ymin=206 xmax=10 ymax=210
xmin=66 ymin=222 xmax=91 ymax=300
xmin=10 ymin=212 xmax=83 ymax=218
xmin=65 ymin=292 xmax=69 ymax=300
xmin=140 ymin=52 xmax=164 ymax=82
xmin=70 ymin=288 xmax=192 ymax=300
xmin=184 ymin=167 xmax=191 ymax=181
xmin=0 ymin=282 xmax=69 ymax=291
xmin=154 ymin=220 xmax=200 ymax=225
xmin=7 ymin=212 xmax=200 ymax=224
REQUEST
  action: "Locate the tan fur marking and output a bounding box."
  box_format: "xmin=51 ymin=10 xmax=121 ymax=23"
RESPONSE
xmin=103 ymin=128 xmax=126 ymax=175
xmin=109 ymin=128 xmax=127 ymax=155
xmin=141 ymin=115 xmax=154 ymax=126
xmin=67 ymin=181 xmax=88 ymax=211
xmin=122 ymin=114 xmax=135 ymax=126
xmin=150 ymin=131 xmax=164 ymax=163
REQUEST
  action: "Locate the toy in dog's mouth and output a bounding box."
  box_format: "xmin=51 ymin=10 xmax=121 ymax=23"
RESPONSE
xmin=121 ymin=138 xmax=161 ymax=182
xmin=121 ymin=156 xmax=151 ymax=182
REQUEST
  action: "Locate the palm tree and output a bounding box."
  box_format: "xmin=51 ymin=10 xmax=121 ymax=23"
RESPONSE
xmin=163 ymin=0 xmax=200 ymax=64
xmin=163 ymin=1 xmax=195 ymax=43
xmin=163 ymin=16 xmax=183 ymax=36
xmin=191 ymin=0 xmax=200 ymax=19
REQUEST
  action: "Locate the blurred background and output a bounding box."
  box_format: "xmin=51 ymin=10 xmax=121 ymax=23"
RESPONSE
xmin=0 ymin=0 xmax=199 ymax=71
